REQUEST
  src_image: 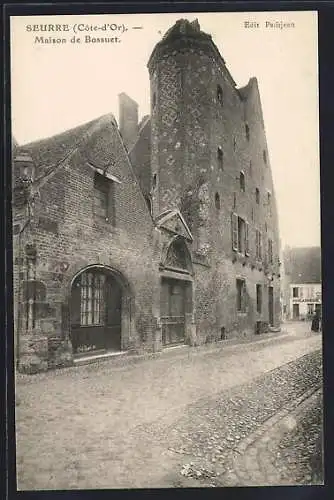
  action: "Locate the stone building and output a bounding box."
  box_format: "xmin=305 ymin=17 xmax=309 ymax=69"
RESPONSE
xmin=12 ymin=19 xmax=281 ymax=373
xmin=282 ymin=246 xmax=321 ymax=320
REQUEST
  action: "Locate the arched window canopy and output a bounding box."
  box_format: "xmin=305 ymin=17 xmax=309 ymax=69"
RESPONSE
xmin=161 ymin=236 xmax=193 ymax=274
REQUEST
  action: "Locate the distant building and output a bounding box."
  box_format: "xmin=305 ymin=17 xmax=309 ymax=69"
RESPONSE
xmin=283 ymin=246 xmax=321 ymax=320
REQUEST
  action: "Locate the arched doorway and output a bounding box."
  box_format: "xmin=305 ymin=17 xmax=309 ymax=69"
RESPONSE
xmin=70 ymin=266 xmax=124 ymax=356
xmin=160 ymin=237 xmax=193 ymax=346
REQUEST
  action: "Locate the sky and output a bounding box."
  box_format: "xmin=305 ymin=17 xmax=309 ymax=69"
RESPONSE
xmin=10 ymin=11 xmax=320 ymax=249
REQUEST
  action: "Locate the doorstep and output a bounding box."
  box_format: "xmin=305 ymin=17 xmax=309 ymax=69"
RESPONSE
xmin=73 ymin=350 xmax=128 ymax=366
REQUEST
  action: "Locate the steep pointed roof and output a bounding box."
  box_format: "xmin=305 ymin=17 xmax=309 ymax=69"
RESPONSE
xmin=14 ymin=114 xmax=118 ymax=181
xmin=161 ymin=18 xmax=211 ymax=42
xmin=148 ymin=18 xmax=238 ymax=88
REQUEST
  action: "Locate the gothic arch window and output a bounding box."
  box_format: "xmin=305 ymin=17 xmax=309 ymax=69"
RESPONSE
xmin=263 ymin=149 xmax=267 ymax=164
xmin=144 ymin=194 xmax=152 ymax=215
xmin=152 ymin=173 xmax=157 ymax=189
xmin=245 ymin=124 xmax=250 ymax=141
xmin=215 ymin=192 xmax=221 ymax=210
xmin=217 ymin=147 xmax=223 ymax=170
xmin=240 ymin=171 xmax=245 ymax=192
xmin=165 ymin=238 xmax=191 ymax=272
xmin=217 ymin=84 xmax=223 ymax=106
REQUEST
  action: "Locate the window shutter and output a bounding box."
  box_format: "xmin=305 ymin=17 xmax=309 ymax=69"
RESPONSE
xmin=245 ymin=222 xmax=250 ymax=256
xmin=107 ymin=181 xmax=115 ymax=225
xmin=231 ymin=212 xmax=238 ymax=251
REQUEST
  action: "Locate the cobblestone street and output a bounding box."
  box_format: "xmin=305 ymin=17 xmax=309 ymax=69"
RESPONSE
xmin=15 ymin=322 xmax=323 ymax=490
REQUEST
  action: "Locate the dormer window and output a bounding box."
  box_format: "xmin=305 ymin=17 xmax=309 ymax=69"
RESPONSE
xmin=240 ymin=171 xmax=245 ymax=192
xmin=217 ymin=84 xmax=223 ymax=106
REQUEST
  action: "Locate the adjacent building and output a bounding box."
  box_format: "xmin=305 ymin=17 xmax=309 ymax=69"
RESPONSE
xmin=283 ymin=246 xmax=321 ymax=320
xmin=12 ymin=19 xmax=281 ymax=373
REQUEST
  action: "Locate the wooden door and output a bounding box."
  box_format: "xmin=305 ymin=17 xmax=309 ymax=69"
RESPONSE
xmin=161 ymin=278 xmax=186 ymax=346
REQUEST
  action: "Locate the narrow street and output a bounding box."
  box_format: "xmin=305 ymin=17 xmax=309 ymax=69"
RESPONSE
xmin=15 ymin=322 xmax=323 ymax=490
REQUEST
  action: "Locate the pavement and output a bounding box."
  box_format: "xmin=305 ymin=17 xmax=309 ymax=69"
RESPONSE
xmin=15 ymin=321 xmax=322 ymax=490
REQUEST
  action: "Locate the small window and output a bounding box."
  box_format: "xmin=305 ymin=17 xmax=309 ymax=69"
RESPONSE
xmin=217 ymin=84 xmax=223 ymax=105
xmin=93 ymin=173 xmax=113 ymax=221
xmin=268 ymin=238 xmax=273 ymax=264
xmin=217 ymin=147 xmax=223 ymax=170
xmin=263 ymin=150 xmax=267 ymax=164
xmin=240 ymin=171 xmax=245 ymax=192
xmin=249 ymin=160 xmax=252 ymax=176
xmin=144 ymin=194 xmax=152 ymax=215
xmin=232 ymin=213 xmax=249 ymax=256
xmin=255 ymin=188 xmax=260 ymax=204
xmin=256 ymin=230 xmax=262 ymax=260
xmin=152 ymin=92 xmax=156 ymax=109
xmin=256 ymin=284 xmax=262 ymax=313
xmin=236 ymin=279 xmax=246 ymax=312
xmin=152 ymin=173 xmax=157 ymax=189
xmin=267 ymin=191 xmax=271 ymax=204
xmin=215 ymin=192 xmax=221 ymax=210
xmin=245 ymin=124 xmax=250 ymax=141
xmin=233 ymin=137 xmax=237 ymax=151
xmin=293 ymin=287 xmax=299 ymax=298
xmin=233 ymin=192 xmax=236 ymax=209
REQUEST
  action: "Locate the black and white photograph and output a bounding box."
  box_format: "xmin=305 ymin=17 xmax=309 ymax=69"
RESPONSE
xmin=10 ymin=10 xmax=322 ymax=490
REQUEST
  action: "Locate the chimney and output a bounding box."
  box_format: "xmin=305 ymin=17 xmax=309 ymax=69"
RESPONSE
xmin=118 ymin=93 xmax=139 ymax=151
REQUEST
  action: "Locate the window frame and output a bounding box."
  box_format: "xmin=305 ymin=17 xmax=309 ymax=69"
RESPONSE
xmin=236 ymin=278 xmax=247 ymax=312
xmin=256 ymin=284 xmax=262 ymax=314
xmin=255 ymin=229 xmax=263 ymax=261
xmin=240 ymin=171 xmax=245 ymax=192
xmin=93 ymin=172 xmax=114 ymax=223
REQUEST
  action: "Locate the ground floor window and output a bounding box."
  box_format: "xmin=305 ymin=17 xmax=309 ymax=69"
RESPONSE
xmin=307 ymin=303 xmax=316 ymax=316
xmin=236 ymin=279 xmax=246 ymax=312
xmin=80 ymin=271 xmax=106 ymax=326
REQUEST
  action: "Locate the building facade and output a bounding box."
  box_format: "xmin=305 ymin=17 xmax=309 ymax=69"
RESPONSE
xmin=12 ymin=19 xmax=281 ymax=373
xmin=283 ymin=246 xmax=321 ymax=320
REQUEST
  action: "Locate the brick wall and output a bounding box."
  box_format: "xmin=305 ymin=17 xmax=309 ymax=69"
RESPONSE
xmin=14 ymin=116 xmax=157 ymax=372
xmin=148 ymin=23 xmax=281 ymax=343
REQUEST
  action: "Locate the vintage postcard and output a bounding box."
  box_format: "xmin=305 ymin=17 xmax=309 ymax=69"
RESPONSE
xmin=10 ymin=11 xmax=322 ymax=490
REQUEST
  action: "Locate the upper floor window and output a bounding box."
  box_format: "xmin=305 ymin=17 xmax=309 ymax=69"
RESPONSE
xmin=217 ymin=84 xmax=223 ymax=105
xmin=255 ymin=230 xmax=262 ymax=260
xmin=152 ymin=173 xmax=157 ymax=189
xmin=152 ymin=92 xmax=157 ymax=109
xmin=293 ymin=287 xmax=299 ymax=298
xmin=255 ymin=188 xmax=260 ymax=204
xmin=236 ymin=278 xmax=247 ymax=312
xmin=240 ymin=171 xmax=245 ymax=192
xmin=93 ymin=172 xmax=114 ymax=223
xmin=256 ymin=284 xmax=262 ymax=313
xmin=263 ymin=149 xmax=267 ymax=164
xmin=217 ymin=147 xmax=223 ymax=170
xmin=215 ymin=192 xmax=221 ymax=210
xmin=268 ymin=238 xmax=273 ymax=264
xmin=232 ymin=213 xmax=249 ymax=256
xmin=245 ymin=124 xmax=250 ymax=141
